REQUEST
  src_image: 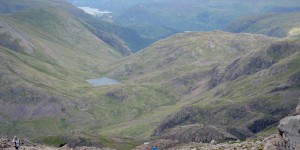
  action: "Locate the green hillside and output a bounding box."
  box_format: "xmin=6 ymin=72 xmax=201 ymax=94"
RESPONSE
xmin=99 ymin=31 xmax=279 ymax=136
xmin=0 ymin=6 xmax=122 ymax=144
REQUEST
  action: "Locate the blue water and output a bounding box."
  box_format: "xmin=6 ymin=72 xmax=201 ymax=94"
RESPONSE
xmin=86 ymin=77 xmax=120 ymax=86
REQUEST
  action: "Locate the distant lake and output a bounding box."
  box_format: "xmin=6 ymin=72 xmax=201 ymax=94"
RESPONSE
xmin=86 ymin=77 xmax=120 ymax=87
xmin=78 ymin=7 xmax=112 ymax=16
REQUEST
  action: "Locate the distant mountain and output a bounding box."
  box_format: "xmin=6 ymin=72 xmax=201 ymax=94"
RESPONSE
xmin=68 ymin=0 xmax=300 ymax=50
xmin=69 ymin=0 xmax=300 ymax=31
xmin=226 ymin=12 xmax=300 ymax=38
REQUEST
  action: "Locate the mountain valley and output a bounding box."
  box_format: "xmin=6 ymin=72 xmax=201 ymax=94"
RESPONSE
xmin=0 ymin=0 xmax=299 ymax=150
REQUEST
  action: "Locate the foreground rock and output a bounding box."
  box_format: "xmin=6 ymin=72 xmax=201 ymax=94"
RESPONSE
xmin=264 ymin=115 xmax=300 ymax=150
xmin=3 ymin=146 xmax=115 ymax=150
xmin=169 ymin=140 xmax=264 ymax=150
xmin=134 ymin=139 xmax=265 ymax=150
xmin=0 ymin=138 xmax=115 ymax=150
xmin=161 ymin=124 xmax=238 ymax=143
xmin=135 ymin=113 xmax=300 ymax=150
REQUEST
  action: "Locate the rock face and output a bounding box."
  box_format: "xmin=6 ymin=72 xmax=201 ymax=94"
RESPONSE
xmin=161 ymin=124 xmax=238 ymax=143
xmin=278 ymin=115 xmax=300 ymax=149
xmin=263 ymin=115 xmax=300 ymax=150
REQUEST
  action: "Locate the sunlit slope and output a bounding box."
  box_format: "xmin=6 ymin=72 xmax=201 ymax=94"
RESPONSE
xmin=0 ymin=8 xmax=121 ymax=71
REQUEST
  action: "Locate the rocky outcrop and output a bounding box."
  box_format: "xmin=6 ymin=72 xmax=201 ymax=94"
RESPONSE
xmin=225 ymin=127 xmax=255 ymax=140
xmin=161 ymin=124 xmax=238 ymax=143
xmin=269 ymin=85 xmax=291 ymax=93
xmin=0 ymin=138 xmax=10 ymax=148
xmin=207 ymin=50 xmax=275 ymax=89
xmin=296 ymin=105 xmax=300 ymax=115
xmin=278 ymin=115 xmax=300 ymax=149
xmin=0 ymin=85 xmax=67 ymax=120
xmin=263 ymin=115 xmax=300 ymax=150
xmin=152 ymin=106 xmax=201 ymax=136
xmin=224 ymin=54 xmax=274 ymax=81
xmin=289 ymin=71 xmax=300 ymax=87
xmin=171 ymin=70 xmax=212 ymax=87
xmin=266 ymin=40 xmax=300 ymax=61
xmin=146 ymin=116 xmax=300 ymax=150
xmin=134 ymin=139 xmax=179 ymax=150
xmin=0 ymin=138 xmax=37 ymax=149
xmin=247 ymin=116 xmax=279 ymax=133
xmin=94 ymin=30 xmax=132 ymax=56
xmin=170 ymin=140 xmax=265 ymax=150
xmin=208 ymin=39 xmax=300 ymax=89
xmin=0 ymin=137 xmax=115 ymax=150
xmin=63 ymin=137 xmax=103 ymax=149
xmin=105 ymin=88 xmax=128 ymax=102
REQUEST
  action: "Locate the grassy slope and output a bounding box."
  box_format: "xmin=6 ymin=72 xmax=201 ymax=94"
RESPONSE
xmin=0 ymin=7 xmax=122 ymax=143
xmin=0 ymin=7 xmax=121 ymax=91
xmin=0 ymin=6 xmax=180 ymax=149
